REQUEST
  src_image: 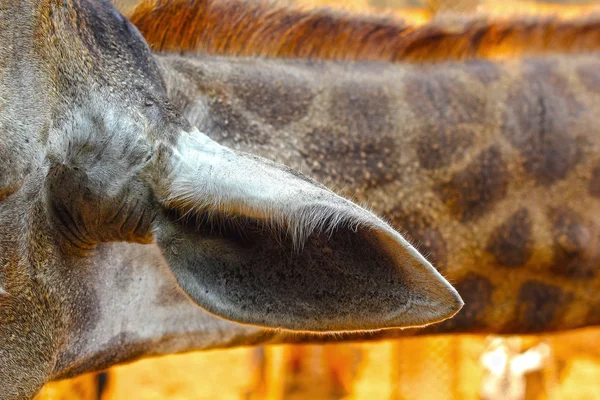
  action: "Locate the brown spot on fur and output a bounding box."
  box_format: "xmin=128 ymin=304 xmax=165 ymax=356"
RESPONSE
xmin=577 ymin=62 xmax=600 ymax=92
xmin=550 ymin=207 xmax=599 ymax=279
xmin=515 ymin=281 xmax=569 ymax=333
xmin=204 ymin=97 xmax=269 ymax=146
xmin=302 ymin=83 xmax=396 ymax=191
xmin=436 ymin=146 xmax=509 ymax=222
xmin=231 ymin=72 xmax=314 ymax=129
xmin=502 ymin=60 xmax=581 ymax=186
xmin=405 ymin=69 xmax=485 ymax=170
xmin=130 ymin=0 xmax=600 ymax=63
xmin=486 ymin=208 xmax=533 ymax=268
xmin=386 ymin=206 xmax=447 ymax=271
xmin=330 ymin=83 xmax=391 ymax=137
xmin=426 ymin=274 xmax=493 ymax=332
xmin=590 ymin=164 xmax=600 ymax=198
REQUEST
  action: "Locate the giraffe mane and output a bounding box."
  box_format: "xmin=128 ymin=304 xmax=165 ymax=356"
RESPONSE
xmin=129 ymin=0 xmax=600 ymax=62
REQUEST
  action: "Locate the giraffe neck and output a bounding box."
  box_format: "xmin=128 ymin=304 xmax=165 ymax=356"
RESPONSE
xmin=157 ymin=52 xmax=600 ymax=334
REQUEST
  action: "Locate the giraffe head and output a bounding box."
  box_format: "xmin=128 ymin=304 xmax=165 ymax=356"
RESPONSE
xmin=0 ymin=0 xmax=462 ymax=397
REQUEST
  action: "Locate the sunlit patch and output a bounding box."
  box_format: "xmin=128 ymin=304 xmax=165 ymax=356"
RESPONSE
xmin=39 ymin=330 xmax=600 ymax=400
xmin=480 ymin=337 xmax=550 ymax=400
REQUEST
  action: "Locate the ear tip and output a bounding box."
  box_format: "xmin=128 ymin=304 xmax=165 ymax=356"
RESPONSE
xmin=439 ymin=285 xmax=465 ymax=320
xmin=368 ymin=225 xmax=465 ymax=322
xmin=378 ymin=288 xmax=464 ymax=330
xmin=424 ymin=282 xmax=465 ymax=326
xmin=407 ymin=269 xmax=465 ymax=327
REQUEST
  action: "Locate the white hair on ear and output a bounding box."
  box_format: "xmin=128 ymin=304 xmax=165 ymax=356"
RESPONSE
xmin=163 ymin=129 xmax=382 ymax=249
xmin=161 ymin=128 xmax=400 ymax=250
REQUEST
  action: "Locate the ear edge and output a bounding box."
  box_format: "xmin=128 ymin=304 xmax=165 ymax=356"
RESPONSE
xmin=155 ymin=205 xmax=463 ymax=333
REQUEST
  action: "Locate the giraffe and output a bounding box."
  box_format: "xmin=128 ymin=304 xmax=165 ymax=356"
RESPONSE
xmin=53 ymin=2 xmax=600 ymax=399
xmin=3 ymin=0 xmax=599 ymax=398
xmin=123 ymin=3 xmax=600 ymax=398
xmin=41 ymin=19 xmax=600 ymax=394
xmin=0 ymin=0 xmax=463 ymax=398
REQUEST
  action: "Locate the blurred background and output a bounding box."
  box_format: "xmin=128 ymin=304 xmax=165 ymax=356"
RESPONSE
xmin=37 ymin=330 xmax=600 ymax=399
xmin=36 ymin=1 xmax=600 ymax=399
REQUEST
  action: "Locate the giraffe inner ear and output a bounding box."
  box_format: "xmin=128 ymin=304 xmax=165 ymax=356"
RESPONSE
xmin=152 ymin=130 xmax=463 ymax=332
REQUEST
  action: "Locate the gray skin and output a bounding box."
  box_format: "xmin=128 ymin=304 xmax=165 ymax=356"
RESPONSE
xmin=0 ymin=1 xmax=462 ymax=399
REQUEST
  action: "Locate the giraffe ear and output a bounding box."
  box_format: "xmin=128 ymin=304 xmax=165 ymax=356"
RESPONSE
xmin=153 ymin=130 xmax=463 ymax=332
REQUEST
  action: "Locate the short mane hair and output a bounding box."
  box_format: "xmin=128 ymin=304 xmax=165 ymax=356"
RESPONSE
xmin=129 ymin=0 xmax=600 ymax=62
